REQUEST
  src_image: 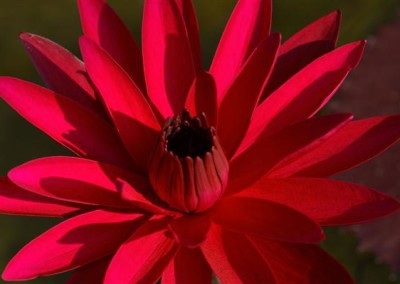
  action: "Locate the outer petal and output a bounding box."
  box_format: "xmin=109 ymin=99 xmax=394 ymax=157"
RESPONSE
xmin=8 ymin=157 xmax=164 ymax=212
xmin=162 ymin=248 xmax=211 ymax=284
xmin=105 ymin=216 xmax=178 ymax=284
xmin=264 ymin=10 xmax=341 ymax=97
xmin=217 ymin=33 xmax=280 ymax=157
xmin=251 ymin=238 xmax=354 ymax=284
xmin=77 ymin=0 xmax=145 ymax=91
xmin=238 ymin=178 xmax=400 ymax=225
xmin=271 ymin=116 xmax=400 ymax=178
xmin=174 ymin=0 xmax=202 ymax=72
xmin=212 ymin=197 xmax=324 ymax=243
xmin=142 ymin=0 xmax=195 ymax=117
xmin=66 ymin=257 xmax=111 ymax=284
xmin=228 ymin=113 xmax=352 ymax=192
xmin=80 ymin=37 xmax=160 ymax=170
xmin=241 ymin=41 xmax=365 ymax=152
xmin=0 ymin=77 xmax=133 ymax=169
xmin=0 ymin=177 xmax=83 ymax=217
xmin=20 ymin=33 xmax=104 ymax=115
xmin=2 ymin=209 xmax=146 ymax=281
xmin=210 ymin=0 xmax=272 ymax=103
xmin=201 ymin=224 xmax=276 ymax=284
xmin=280 ymin=10 xmax=340 ymax=55
xmin=185 ymin=72 xmax=217 ymax=127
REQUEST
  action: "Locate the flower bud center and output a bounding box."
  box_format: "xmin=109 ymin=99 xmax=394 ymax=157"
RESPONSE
xmin=149 ymin=110 xmax=229 ymax=213
xmin=165 ymin=110 xmax=212 ymax=159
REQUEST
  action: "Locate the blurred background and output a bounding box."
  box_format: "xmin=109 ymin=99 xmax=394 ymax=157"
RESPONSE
xmin=1 ymin=0 xmax=400 ymax=283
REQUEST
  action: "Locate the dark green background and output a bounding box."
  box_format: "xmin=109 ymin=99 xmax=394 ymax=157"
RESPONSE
xmin=0 ymin=0 xmax=399 ymax=283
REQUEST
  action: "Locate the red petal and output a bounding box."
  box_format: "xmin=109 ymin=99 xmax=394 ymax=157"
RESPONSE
xmin=80 ymin=37 xmax=160 ymax=170
xmin=0 ymin=177 xmax=83 ymax=217
xmin=142 ymin=0 xmax=195 ymax=118
xmin=77 ymin=0 xmax=145 ymax=91
xmin=217 ymin=33 xmax=281 ymax=157
xmin=210 ymin=0 xmax=272 ymax=104
xmin=239 ymin=178 xmax=400 ymax=225
xmin=251 ymin=238 xmax=354 ymax=284
xmin=242 ymin=41 xmax=365 ymax=152
xmin=272 ymin=116 xmax=400 ymax=177
xmin=2 ymin=209 xmax=145 ymax=281
xmin=228 ymin=113 xmax=352 ymax=192
xmin=105 ymin=216 xmax=178 ymax=284
xmin=212 ymin=197 xmax=324 ymax=243
xmin=201 ymin=224 xmax=276 ymax=283
xmin=264 ymin=11 xmax=341 ymax=97
xmin=169 ymin=213 xmax=211 ymax=248
xmin=162 ymin=248 xmax=211 ymax=284
xmin=0 ymin=77 xmax=133 ymax=169
xmin=185 ymin=72 xmax=218 ymax=127
xmin=66 ymin=257 xmax=111 ymax=284
xmin=174 ymin=0 xmax=202 ymax=73
xmin=281 ymin=10 xmax=340 ymax=55
xmin=8 ymin=157 xmax=161 ymax=212
xmin=20 ymin=33 xmax=104 ymax=116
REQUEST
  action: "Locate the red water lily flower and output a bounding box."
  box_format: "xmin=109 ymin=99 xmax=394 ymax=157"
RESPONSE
xmin=0 ymin=0 xmax=399 ymax=283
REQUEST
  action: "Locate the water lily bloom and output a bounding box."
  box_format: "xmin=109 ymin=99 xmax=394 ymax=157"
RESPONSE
xmin=1 ymin=0 xmax=400 ymax=283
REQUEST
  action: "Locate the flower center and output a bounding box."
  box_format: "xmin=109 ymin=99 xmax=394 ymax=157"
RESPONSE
xmin=165 ymin=110 xmax=212 ymax=159
xmin=149 ymin=110 xmax=229 ymax=213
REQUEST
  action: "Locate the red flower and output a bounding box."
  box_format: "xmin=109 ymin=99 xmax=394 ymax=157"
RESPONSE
xmin=0 ymin=0 xmax=399 ymax=283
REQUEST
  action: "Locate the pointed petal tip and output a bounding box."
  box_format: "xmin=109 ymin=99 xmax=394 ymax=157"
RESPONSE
xmin=333 ymin=10 xmax=342 ymax=32
xmin=393 ymin=200 xmax=400 ymax=212
xmin=349 ymin=40 xmax=367 ymax=68
xmin=0 ymin=76 xmax=20 ymax=94
xmin=331 ymin=9 xmax=342 ymax=21
xmin=18 ymin=32 xmax=46 ymax=43
xmin=2 ymin=269 xmax=16 ymax=282
xmin=19 ymin=32 xmax=33 ymax=41
xmin=369 ymin=193 xmax=400 ymax=221
xmin=268 ymin=32 xmax=282 ymax=47
xmin=270 ymin=32 xmax=282 ymax=41
xmin=394 ymin=198 xmax=400 ymax=209
xmin=7 ymin=158 xmax=40 ymax=184
xmin=382 ymin=197 xmax=400 ymax=215
xmin=343 ymin=112 xmax=354 ymax=121
xmin=7 ymin=168 xmax=21 ymax=186
xmin=326 ymin=191 xmax=400 ymax=226
xmin=306 ymin=224 xmax=326 ymax=243
xmin=2 ymin=264 xmax=35 ymax=282
xmin=308 ymin=222 xmax=325 ymax=243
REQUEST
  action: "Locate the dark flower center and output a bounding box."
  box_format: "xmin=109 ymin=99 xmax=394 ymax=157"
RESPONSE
xmin=149 ymin=110 xmax=229 ymax=213
xmin=164 ymin=110 xmax=213 ymax=159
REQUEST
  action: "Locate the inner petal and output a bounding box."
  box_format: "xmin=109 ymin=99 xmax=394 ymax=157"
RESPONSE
xmin=149 ymin=110 xmax=229 ymax=213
